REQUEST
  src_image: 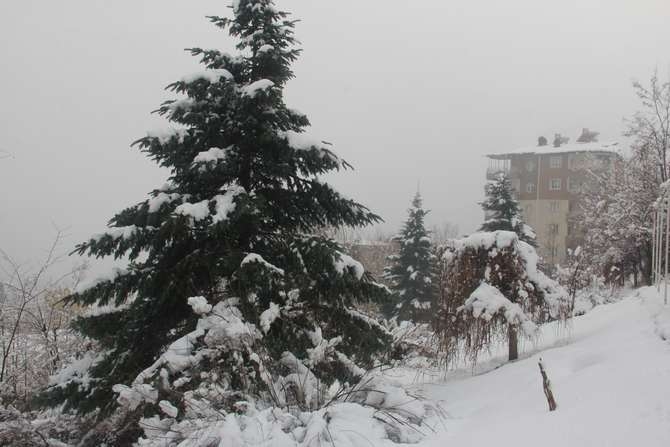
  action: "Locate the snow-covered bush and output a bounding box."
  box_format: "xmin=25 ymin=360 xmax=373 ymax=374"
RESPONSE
xmin=386 ymin=319 xmax=443 ymax=370
xmin=76 ymin=297 xmax=439 ymax=447
xmin=554 ymin=246 xmax=624 ymax=316
xmin=571 ymin=277 xmax=623 ymax=315
xmin=0 ymin=404 xmax=86 ymax=446
xmin=434 ymin=231 xmax=569 ymax=364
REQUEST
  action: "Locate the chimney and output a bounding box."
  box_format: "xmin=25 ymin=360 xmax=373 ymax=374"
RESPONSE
xmin=553 ymin=133 xmax=570 ymax=147
xmin=553 ymin=133 xmax=562 ymax=148
xmin=538 ymin=136 xmax=548 ymax=146
xmin=577 ymin=128 xmax=599 ymax=143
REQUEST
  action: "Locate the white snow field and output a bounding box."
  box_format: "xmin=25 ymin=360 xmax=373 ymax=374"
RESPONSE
xmin=403 ymin=287 xmax=670 ymax=447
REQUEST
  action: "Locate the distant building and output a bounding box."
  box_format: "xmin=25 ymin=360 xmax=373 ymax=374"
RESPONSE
xmin=486 ymin=136 xmax=619 ymax=265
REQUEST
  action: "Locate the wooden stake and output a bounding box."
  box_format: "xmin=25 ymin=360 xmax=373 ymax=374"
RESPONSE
xmin=538 ymin=358 xmax=557 ymax=411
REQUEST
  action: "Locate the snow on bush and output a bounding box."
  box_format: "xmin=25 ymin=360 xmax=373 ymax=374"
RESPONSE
xmin=180 ymin=68 xmax=234 ymax=84
xmin=105 ymin=299 xmax=439 ymax=447
xmin=192 ymin=147 xmax=229 ymax=165
xmin=147 ymin=191 xmax=182 ymax=213
xmin=260 ymin=302 xmax=280 ymax=334
xmin=187 ymin=296 xmax=212 ymax=315
xmin=459 ymin=282 xmax=538 ymax=336
xmin=387 ymin=319 xmax=443 ymax=371
xmin=174 ymin=200 xmax=211 ymax=221
xmin=0 ymin=404 xmax=85 ymax=447
xmin=435 ymin=231 xmax=570 ymax=364
xmin=333 ymin=251 xmax=365 ymax=279
xmin=280 ymin=130 xmax=344 ymax=167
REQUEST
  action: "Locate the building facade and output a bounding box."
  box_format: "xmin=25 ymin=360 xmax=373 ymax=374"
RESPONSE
xmin=486 ymin=140 xmax=619 ymax=265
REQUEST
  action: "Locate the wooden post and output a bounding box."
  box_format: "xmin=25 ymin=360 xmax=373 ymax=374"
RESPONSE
xmin=652 ymin=211 xmax=657 ymax=286
xmin=538 ymin=358 xmax=557 ymax=411
xmin=658 ymin=209 xmax=663 ymax=290
xmin=665 ymin=203 xmax=669 ymax=304
xmin=508 ymin=325 xmax=518 ymax=361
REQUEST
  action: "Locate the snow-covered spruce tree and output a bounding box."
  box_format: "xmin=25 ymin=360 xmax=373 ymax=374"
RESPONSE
xmin=384 ymin=192 xmax=435 ymax=322
xmin=39 ymin=2 xmax=439 ymax=445
xmin=434 ymin=232 xmax=569 ymax=363
xmin=480 ymin=172 xmax=537 ymax=247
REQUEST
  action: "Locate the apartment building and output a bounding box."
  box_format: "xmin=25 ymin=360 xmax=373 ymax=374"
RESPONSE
xmin=486 ymin=135 xmax=618 ymax=265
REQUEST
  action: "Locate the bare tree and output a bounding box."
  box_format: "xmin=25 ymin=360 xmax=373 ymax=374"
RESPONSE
xmin=429 ymin=222 xmax=459 ymax=245
xmin=626 ymin=71 xmax=670 ymax=182
xmin=576 ymin=128 xmax=659 ymax=287
xmin=0 ymin=230 xmax=86 ymax=403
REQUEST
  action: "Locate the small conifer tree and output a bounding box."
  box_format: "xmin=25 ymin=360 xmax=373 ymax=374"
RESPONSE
xmin=480 ymin=172 xmax=537 ymax=246
xmin=384 ymin=192 xmax=434 ymax=322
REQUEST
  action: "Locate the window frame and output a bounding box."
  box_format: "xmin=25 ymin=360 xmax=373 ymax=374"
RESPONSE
xmin=550 ymin=156 xmax=562 ymax=169
xmin=549 ymin=178 xmax=562 ymax=191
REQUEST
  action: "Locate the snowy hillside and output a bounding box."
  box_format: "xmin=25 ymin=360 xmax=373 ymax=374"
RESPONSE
xmin=400 ymin=287 xmax=670 ymax=447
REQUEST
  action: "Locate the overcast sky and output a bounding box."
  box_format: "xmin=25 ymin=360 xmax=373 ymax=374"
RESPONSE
xmin=1 ymin=0 xmax=669 ymax=275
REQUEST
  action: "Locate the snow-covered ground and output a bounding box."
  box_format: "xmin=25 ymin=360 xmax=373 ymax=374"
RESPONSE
xmin=395 ymin=287 xmax=670 ymax=447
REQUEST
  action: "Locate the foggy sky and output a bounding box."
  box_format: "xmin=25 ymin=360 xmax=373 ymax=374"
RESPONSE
xmin=1 ymin=0 xmax=669 ymax=275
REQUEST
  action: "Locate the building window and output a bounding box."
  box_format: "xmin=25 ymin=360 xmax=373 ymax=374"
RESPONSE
xmin=550 ymin=246 xmax=559 ymax=258
xmin=548 ymin=223 xmax=559 ymax=234
xmin=550 ymin=156 xmax=562 ymax=169
xmin=550 ymin=178 xmax=562 ymax=191
xmin=526 ymin=183 xmax=536 ymax=193
xmin=511 ymin=179 xmax=521 ymax=192
xmin=549 ymin=201 xmax=560 ymax=213
xmin=526 ymin=160 xmax=535 ymax=172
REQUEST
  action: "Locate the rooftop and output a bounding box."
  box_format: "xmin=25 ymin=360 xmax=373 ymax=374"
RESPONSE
xmin=487 ymin=141 xmax=619 ymax=160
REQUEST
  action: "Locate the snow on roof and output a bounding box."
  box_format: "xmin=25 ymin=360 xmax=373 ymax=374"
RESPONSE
xmin=487 ymin=141 xmax=619 ymax=159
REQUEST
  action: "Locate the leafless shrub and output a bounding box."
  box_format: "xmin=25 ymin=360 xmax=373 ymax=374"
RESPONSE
xmin=0 ymin=230 xmax=87 ymax=406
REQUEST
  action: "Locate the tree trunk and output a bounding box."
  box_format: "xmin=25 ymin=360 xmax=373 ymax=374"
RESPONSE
xmin=538 ymin=358 xmax=557 ymax=411
xmin=643 ymin=243 xmax=653 ymax=286
xmin=508 ymin=325 xmax=518 ymax=361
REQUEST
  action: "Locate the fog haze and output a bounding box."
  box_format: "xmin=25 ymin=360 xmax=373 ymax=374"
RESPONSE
xmin=1 ymin=0 xmax=669 ymax=272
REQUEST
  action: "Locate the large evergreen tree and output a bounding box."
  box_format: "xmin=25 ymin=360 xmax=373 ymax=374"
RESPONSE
xmin=45 ymin=0 xmax=391 ymax=422
xmin=384 ymin=192 xmax=434 ymax=322
xmin=480 ymin=172 xmax=537 ymax=246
